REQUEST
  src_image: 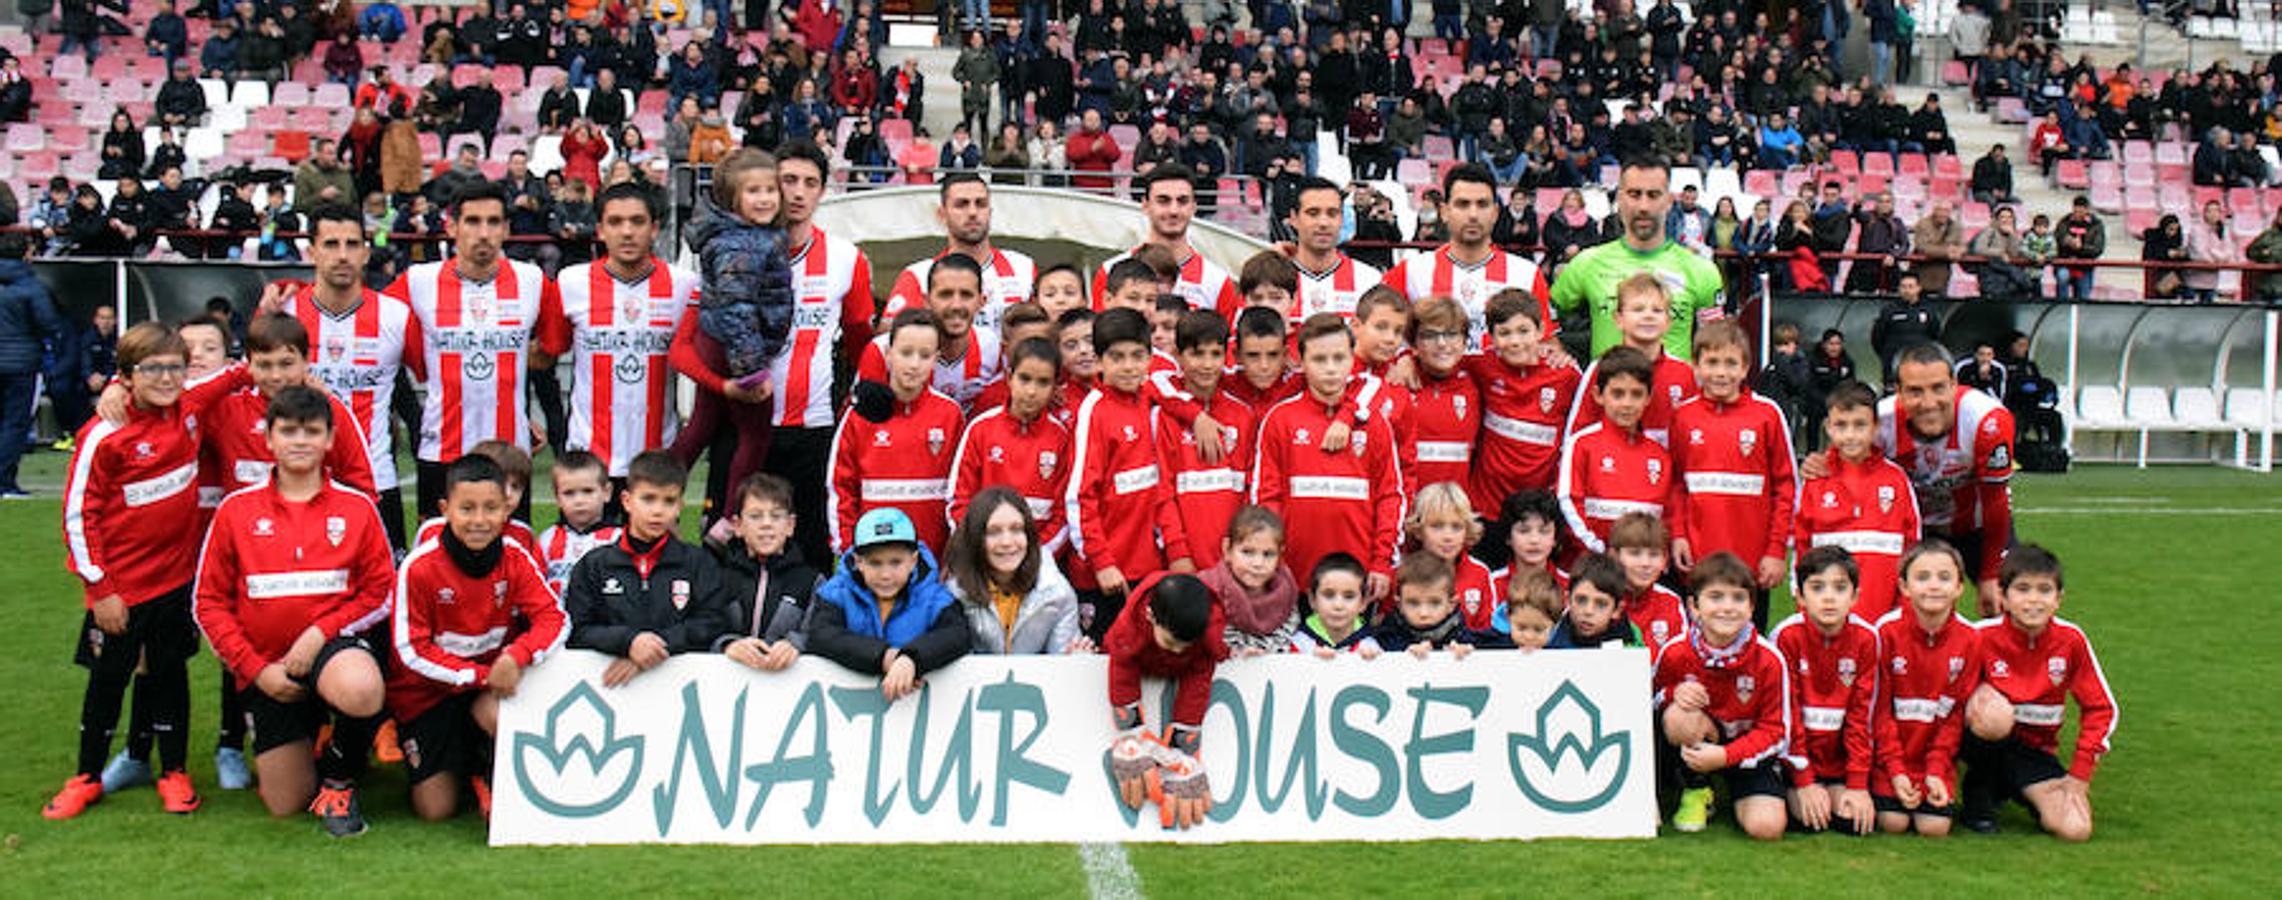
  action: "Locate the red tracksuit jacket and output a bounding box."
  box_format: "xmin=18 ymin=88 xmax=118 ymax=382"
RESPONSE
xmin=1462 ymin=354 xmax=1580 ymax=519
xmin=1773 ymin=613 xmax=1882 ymax=789
xmin=828 ymin=388 xmax=965 ymax=555
xmin=1667 ymin=392 xmax=1798 ymax=568
xmin=1221 ymin=368 xmax=1303 ymax=418
xmin=1795 ymin=450 xmax=1922 ymax=623
xmin=1450 ymin=554 xmax=1498 ymax=629
xmin=1407 ymin=366 xmax=1481 ymax=493
xmin=1873 ymin=609 xmax=1982 ymax=794
xmin=1157 ymin=392 xmax=1256 ymax=569
xmin=1653 ymin=631 xmax=1793 ymax=770
xmin=64 ymin=402 xmax=208 ymax=607
xmin=388 ymin=535 xmax=566 ymax=721
xmin=192 ymin=480 xmax=396 ymax=684
xmin=1250 ymin=386 xmax=1407 ymax=584
xmin=1626 ymin=583 xmax=1693 ymax=654
xmin=1569 ymin=349 xmax=1698 ymax=447
xmin=1065 ymin=383 xmax=1191 ymax=587
xmin=417 ymin=516 xmax=537 ymax=553
xmin=198 ymin=386 xmax=378 ymax=500
xmin=1557 ymin=419 xmax=1672 ymax=554
xmin=1104 ymin=572 xmax=1229 ymax=732
xmin=948 ymin=404 xmax=1074 ymax=553
xmin=1972 ymin=616 xmax=2118 ymax=781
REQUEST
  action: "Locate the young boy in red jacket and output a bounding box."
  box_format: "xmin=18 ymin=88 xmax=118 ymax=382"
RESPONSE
xmin=1158 ymin=309 xmax=1256 ymax=568
xmin=1608 ymin=512 xmax=1692 ymax=654
xmin=1105 ymin=572 xmax=1226 ymax=831
xmin=1223 ymin=307 xmax=1303 ymax=414
xmin=1464 ymin=290 xmax=1581 ymax=518
xmin=1404 ymin=297 xmax=1482 ymax=493
xmin=391 ymin=453 xmax=566 ymax=822
xmin=1568 ymin=274 xmax=1697 ymax=448
xmin=1667 ymin=320 xmax=1798 ymax=631
xmin=1557 ymin=345 xmax=1670 ymax=556
xmin=1962 ymin=544 xmax=2116 ymax=842
xmin=48 ymin=323 xmax=211 ymax=820
xmin=1065 ymin=308 xmax=1195 ymax=640
xmin=1874 ymin=538 xmax=1983 ymax=837
xmin=1654 ymin=552 xmax=1792 ymax=840
xmin=949 ymin=337 xmax=1074 ymax=552
xmin=193 ymin=386 xmax=395 ymax=837
xmin=1772 ymin=545 xmax=1881 ymax=835
xmin=831 ymin=309 xmax=966 ymax=555
xmin=1795 ymin=381 xmax=1921 ymax=623
xmin=1250 ymin=313 xmax=1407 ymax=607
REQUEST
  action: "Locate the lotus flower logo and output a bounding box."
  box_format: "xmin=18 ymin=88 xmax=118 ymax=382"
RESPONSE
xmin=1506 ymin=681 xmax=1630 ymax=814
xmin=513 ymin=681 xmax=646 ymax=818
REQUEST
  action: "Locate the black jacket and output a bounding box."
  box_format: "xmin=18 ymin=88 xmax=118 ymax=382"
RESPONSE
xmin=566 ymin=534 xmax=739 ymax=656
xmin=713 ymin=541 xmax=822 ymax=648
xmin=1872 ymin=300 xmax=1941 ymax=368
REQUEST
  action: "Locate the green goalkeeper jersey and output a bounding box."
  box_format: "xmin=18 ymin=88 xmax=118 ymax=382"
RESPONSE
xmin=1548 ymin=238 xmax=1726 ymax=361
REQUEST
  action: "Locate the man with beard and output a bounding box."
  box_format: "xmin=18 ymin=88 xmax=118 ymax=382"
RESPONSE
xmin=1549 ymin=157 xmax=1725 ymax=361
xmin=857 ymin=253 xmax=999 ymax=414
xmin=1089 ymin=165 xmax=1240 ymax=316
xmin=882 ymin=173 xmax=1037 ymax=333
xmin=1284 ymin=177 xmax=1381 ymax=324
xmin=1382 ymin=164 xmax=1550 ymax=346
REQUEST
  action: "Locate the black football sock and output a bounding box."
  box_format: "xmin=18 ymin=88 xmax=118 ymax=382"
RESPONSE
xmin=318 ymin=712 xmax=381 ymax=785
xmin=216 ymin=672 xmax=246 ymax=752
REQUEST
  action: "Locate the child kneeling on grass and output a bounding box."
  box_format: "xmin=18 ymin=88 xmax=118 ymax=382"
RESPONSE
xmin=391 ymin=453 xmax=566 ymax=822
xmin=1654 ymin=552 xmax=1792 ymax=840
xmin=1962 ymin=544 xmax=2116 ymax=842
xmin=806 ymin=508 xmax=973 ymax=701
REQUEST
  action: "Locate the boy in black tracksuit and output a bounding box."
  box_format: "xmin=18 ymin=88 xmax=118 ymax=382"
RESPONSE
xmin=565 ymin=452 xmax=737 ymax=686
xmin=711 ymin=474 xmax=822 ymax=672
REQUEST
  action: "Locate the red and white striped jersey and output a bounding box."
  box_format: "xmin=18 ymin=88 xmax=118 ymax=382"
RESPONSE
xmin=1380 ymin=245 xmax=1552 ymax=345
xmin=772 ymin=229 xmax=877 ymax=428
xmin=1877 ymin=386 xmax=2016 ymax=581
xmin=387 ymin=260 xmax=569 ymax=462
xmin=289 ymin=286 xmax=415 ymax=491
xmin=554 ymin=260 xmax=700 ymax=476
xmin=536 ymin=519 xmax=623 ymax=597
xmin=856 ymin=328 xmax=1004 ymax=414
xmin=1292 ymin=253 xmax=1383 ymax=323
xmin=1091 ymin=245 xmax=1241 ymax=316
xmin=884 ymin=245 xmax=1037 ymax=333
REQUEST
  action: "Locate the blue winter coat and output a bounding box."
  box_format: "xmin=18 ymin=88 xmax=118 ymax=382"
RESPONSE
xmin=684 ymin=199 xmax=794 ymax=379
xmin=805 ymin=544 xmax=973 ymax=676
xmin=0 ymin=260 xmax=61 ymax=375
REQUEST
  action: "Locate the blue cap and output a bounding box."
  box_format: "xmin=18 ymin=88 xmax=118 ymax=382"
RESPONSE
xmin=853 ymin=508 xmax=918 ymax=551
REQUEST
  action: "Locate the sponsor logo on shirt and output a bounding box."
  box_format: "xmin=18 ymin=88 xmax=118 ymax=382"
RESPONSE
xmin=245 ymin=568 xmax=351 ymax=599
xmin=122 ymin=463 xmax=197 ymax=507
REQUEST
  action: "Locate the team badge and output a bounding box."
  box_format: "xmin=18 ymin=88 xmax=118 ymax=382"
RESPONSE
xmin=1891 ymin=656 xmax=1908 ymax=675
xmin=1736 ymin=675 xmax=1755 ymax=704
xmin=253 ymin=517 xmax=275 ymax=536
xmin=1538 ymin=387 xmax=1557 ymax=413
xmin=619 ymin=291 xmax=646 ymax=324
xmin=494 ymin=578 xmax=509 ymax=607
xmin=468 ymin=293 xmax=495 ymax=323
xmin=135 ymin=441 xmax=154 ymax=459
xmin=927 ymin=427 xmax=946 ymax=455
xmin=1992 ymin=659 xmax=2011 ymax=678
xmin=1837 ymin=656 xmax=1858 ymax=686
xmin=325 ymin=336 xmax=348 ymax=362
xmin=1462 ymin=589 xmax=1482 ymax=616
xmin=1738 ymin=428 xmax=1757 ymax=456
xmin=1689 ymin=428 xmax=1704 ymax=445
xmin=1822 ymin=490 xmax=1839 ymax=508
xmin=1122 ymin=425 xmax=1138 ymax=442
xmin=873 ymin=430 xmax=892 ymax=447
xmin=2048 ymin=656 xmax=2068 ymax=685
xmin=1878 ymin=485 xmax=1896 ymax=513
xmin=1651 ymin=620 xmax=1670 ymax=643
xmin=601 ymin=577 xmax=623 ymax=595
xmin=1668 ymin=385 xmax=1684 ymax=405
xmin=1987 ymin=443 xmax=2012 ymax=470
xmin=1646 ymin=459 xmax=1662 ymax=485
xmin=1038 ymin=451 xmax=1058 ymax=479
xmin=1452 ymin=395 xmax=1467 ymax=420
xmin=1352 ymin=432 xmax=1368 ymax=457
xmin=326 ymin=516 xmax=346 ymax=546
xmin=438 ymin=587 xmax=456 ymax=605
xmin=1948 ymin=656 xmax=1966 ymax=682
xmin=672 ymin=579 xmax=692 ymax=611
xmin=1295 ymin=428 xmax=1311 ymax=445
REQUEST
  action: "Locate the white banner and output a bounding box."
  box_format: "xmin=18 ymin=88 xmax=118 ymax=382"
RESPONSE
xmin=490 ymin=649 xmax=1658 ymax=845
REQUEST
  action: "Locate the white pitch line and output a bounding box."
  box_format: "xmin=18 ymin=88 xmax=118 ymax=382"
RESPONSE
xmin=2020 ymin=507 xmax=2282 ymax=515
xmin=1080 ymin=842 xmax=1144 ymax=900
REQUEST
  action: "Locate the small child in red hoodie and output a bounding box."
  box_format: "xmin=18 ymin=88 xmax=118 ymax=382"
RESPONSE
xmin=1873 ymin=538 xmax=1983 ymax=837
xmin=1105 ymin=572 xmax=1227 ymax=831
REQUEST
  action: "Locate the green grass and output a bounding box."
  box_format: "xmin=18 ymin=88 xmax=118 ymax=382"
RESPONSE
xmin=3 ymin=455 xmax=2278 ymax=897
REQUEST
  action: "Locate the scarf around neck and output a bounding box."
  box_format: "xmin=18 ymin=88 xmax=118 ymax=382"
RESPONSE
xmin=1198 ymin=561 xmax=1299 ymax=637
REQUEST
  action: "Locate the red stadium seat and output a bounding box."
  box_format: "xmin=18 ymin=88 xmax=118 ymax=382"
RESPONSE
xmin=1941 ymin=60 xmax=1971 ymax=85
xmin=1743 ymin=169 xmax=1777 ymax=197
xmin=1830 ymin=149 xmax=1860 ymax=175
xmin=273 ymin=130 xmax=312 ymax=162
xmin=2054 ymin=159 xmax=2089 ymax=189
xmin=1898 ymin=153 xmax=1929 ymax=177
xmin=2229 ymin=187 xmax=2264 ymax=216
xmin=1934 ymin=154 xmax=1964 ymax=178
xmin=1863 ymin=152 xmax=1895 ymax=177
xmin=2090 ymin=182 xmax=2123 ymax=213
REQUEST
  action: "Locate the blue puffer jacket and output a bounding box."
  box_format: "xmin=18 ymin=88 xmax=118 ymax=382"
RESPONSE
xmin=804 ymin=544 xmax=973 ymax=676
xmin=684 ymin=198 xmax=795 ymax=378
xmin=0 ymin=260 xmax=61 ymax=375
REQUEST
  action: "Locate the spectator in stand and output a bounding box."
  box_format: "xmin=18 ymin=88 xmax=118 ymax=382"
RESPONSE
xmin=1496 ymin=184 xmax=1540 ymax=249
xmin=1811 ymin=181 xmax=1854 ymax=285
xmin=783 ymin=78 xmax=835 ymax=144
xmin=1028 ymin=31 xmax=1075 ymax=125
xmin=1541 ymin=189 xmax=1601 ymax=278
xmin=1028 ymin=118 xmax=1067 ymax=187
xmin=954 ymin=29 xmax=999 ymax=137
xmin=353 ymin=66 xmax=413 ymax=114
xmin=843 ymin=115 xmax=889 ymax=182
xmin=2193 ymin=126 xmax=2235 ymax=188
xmin=2053 ymin=197 xmax=2106 ymax=302
xmin=1776 ymin=199 xmax=1826 ymax=293
xmin=939 ymin=122 xmax=983 ymax=173
xmin=899 ymin=126 xmax=939 ymax=185
xmin=105 ymin=176 xmax=150 ymax=257
xmin=57 ymin=0 xmax=126 ymax=63
xmin=2230 ymin=132 xmax=2270 ymax=188
xmin=1345 ymin=89 xmax=1392 ymax=180
xmin=452 ymin=80 xmax=503 ymax=158
xmin=1911 ymin=93 xmax=1955 ymax=156
xmin=669 ymin=40 xmax=721 ymax=110
xmin=2142 ymin=214 xmax=2189 ymax=301
xmin=254 ymin=184 xmax=299 ymax=263
xmin=663 ymin=97 xmax=703 ymax=165
xmin=199 ymin=16 xmax=244 ymax=78
xmin=1387 ymin=96 xmax=1427 ymax=161
xmin=203 ymin=183 xmax=258 ymax=260
xmin=2245 ymin=211 xmax=2282 ymax=302
xmin=691 ymin=111 xmax=734 ymax=165
xmin=1180 ymin=124 xmax=1227 ymax=218
xmin=735 ymin=76 xmax=783 ymax=150
xmin=1481 ymin=117 xmax=1524 ymax=184
xmin=145 ymin=0 xmax=188 ymax=62
xmin=831 ymin=48 xmax=879 ymax=117
xmin=587 ymin=68 xmax=628 ymax=131
xmin=1666 ymin=185 xmax=1713 ymax=256
xmin=154 ymin=59 xmax=207 ymax=128
xmin=1951 ymin=0 xmax=1990 ymax=88
xmin=1971 ymin=143 xmax=2015 ymax=204
xmin=238 ymin=14 xmax=289 ymax=83
xmin=1912 ymin=200 xmax=1966 ymax=297
xmin=1849 ymin=192 xmax=1910 ymax=295
xmin=1758 ymin=111 xmax=1804 ymax=169
xmin=1733 ymin=198 xmax=1779 ymax=288
xmin=359 ymin=1 xmax=407 ymax=43
xmin=1970 ymin=207 xmax=2037 ymax=301
xmin=1067 ymin=109 xmax=1120 ymax=193
xmin=986 ymin=122 xmax=1030 ymax=186
xmin=320 ymin=31 xmax=364 ymax=86
xmin=560 ymin=120 xmax=610 ymax=192
xmin=97 ymin=110 xmax=144 ymax=181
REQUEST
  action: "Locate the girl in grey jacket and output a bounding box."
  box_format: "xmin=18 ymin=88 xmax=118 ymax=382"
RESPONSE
xmin=941 ymin=487 xmax=1086 ymax=655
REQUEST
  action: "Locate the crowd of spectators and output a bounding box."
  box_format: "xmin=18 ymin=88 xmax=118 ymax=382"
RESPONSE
xmin=4 ymin=1 xmax=2282 ymax=299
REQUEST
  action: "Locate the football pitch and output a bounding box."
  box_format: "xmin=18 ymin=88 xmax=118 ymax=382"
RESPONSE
xmin=1 ymin=457 xmax=2276 ymax=898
